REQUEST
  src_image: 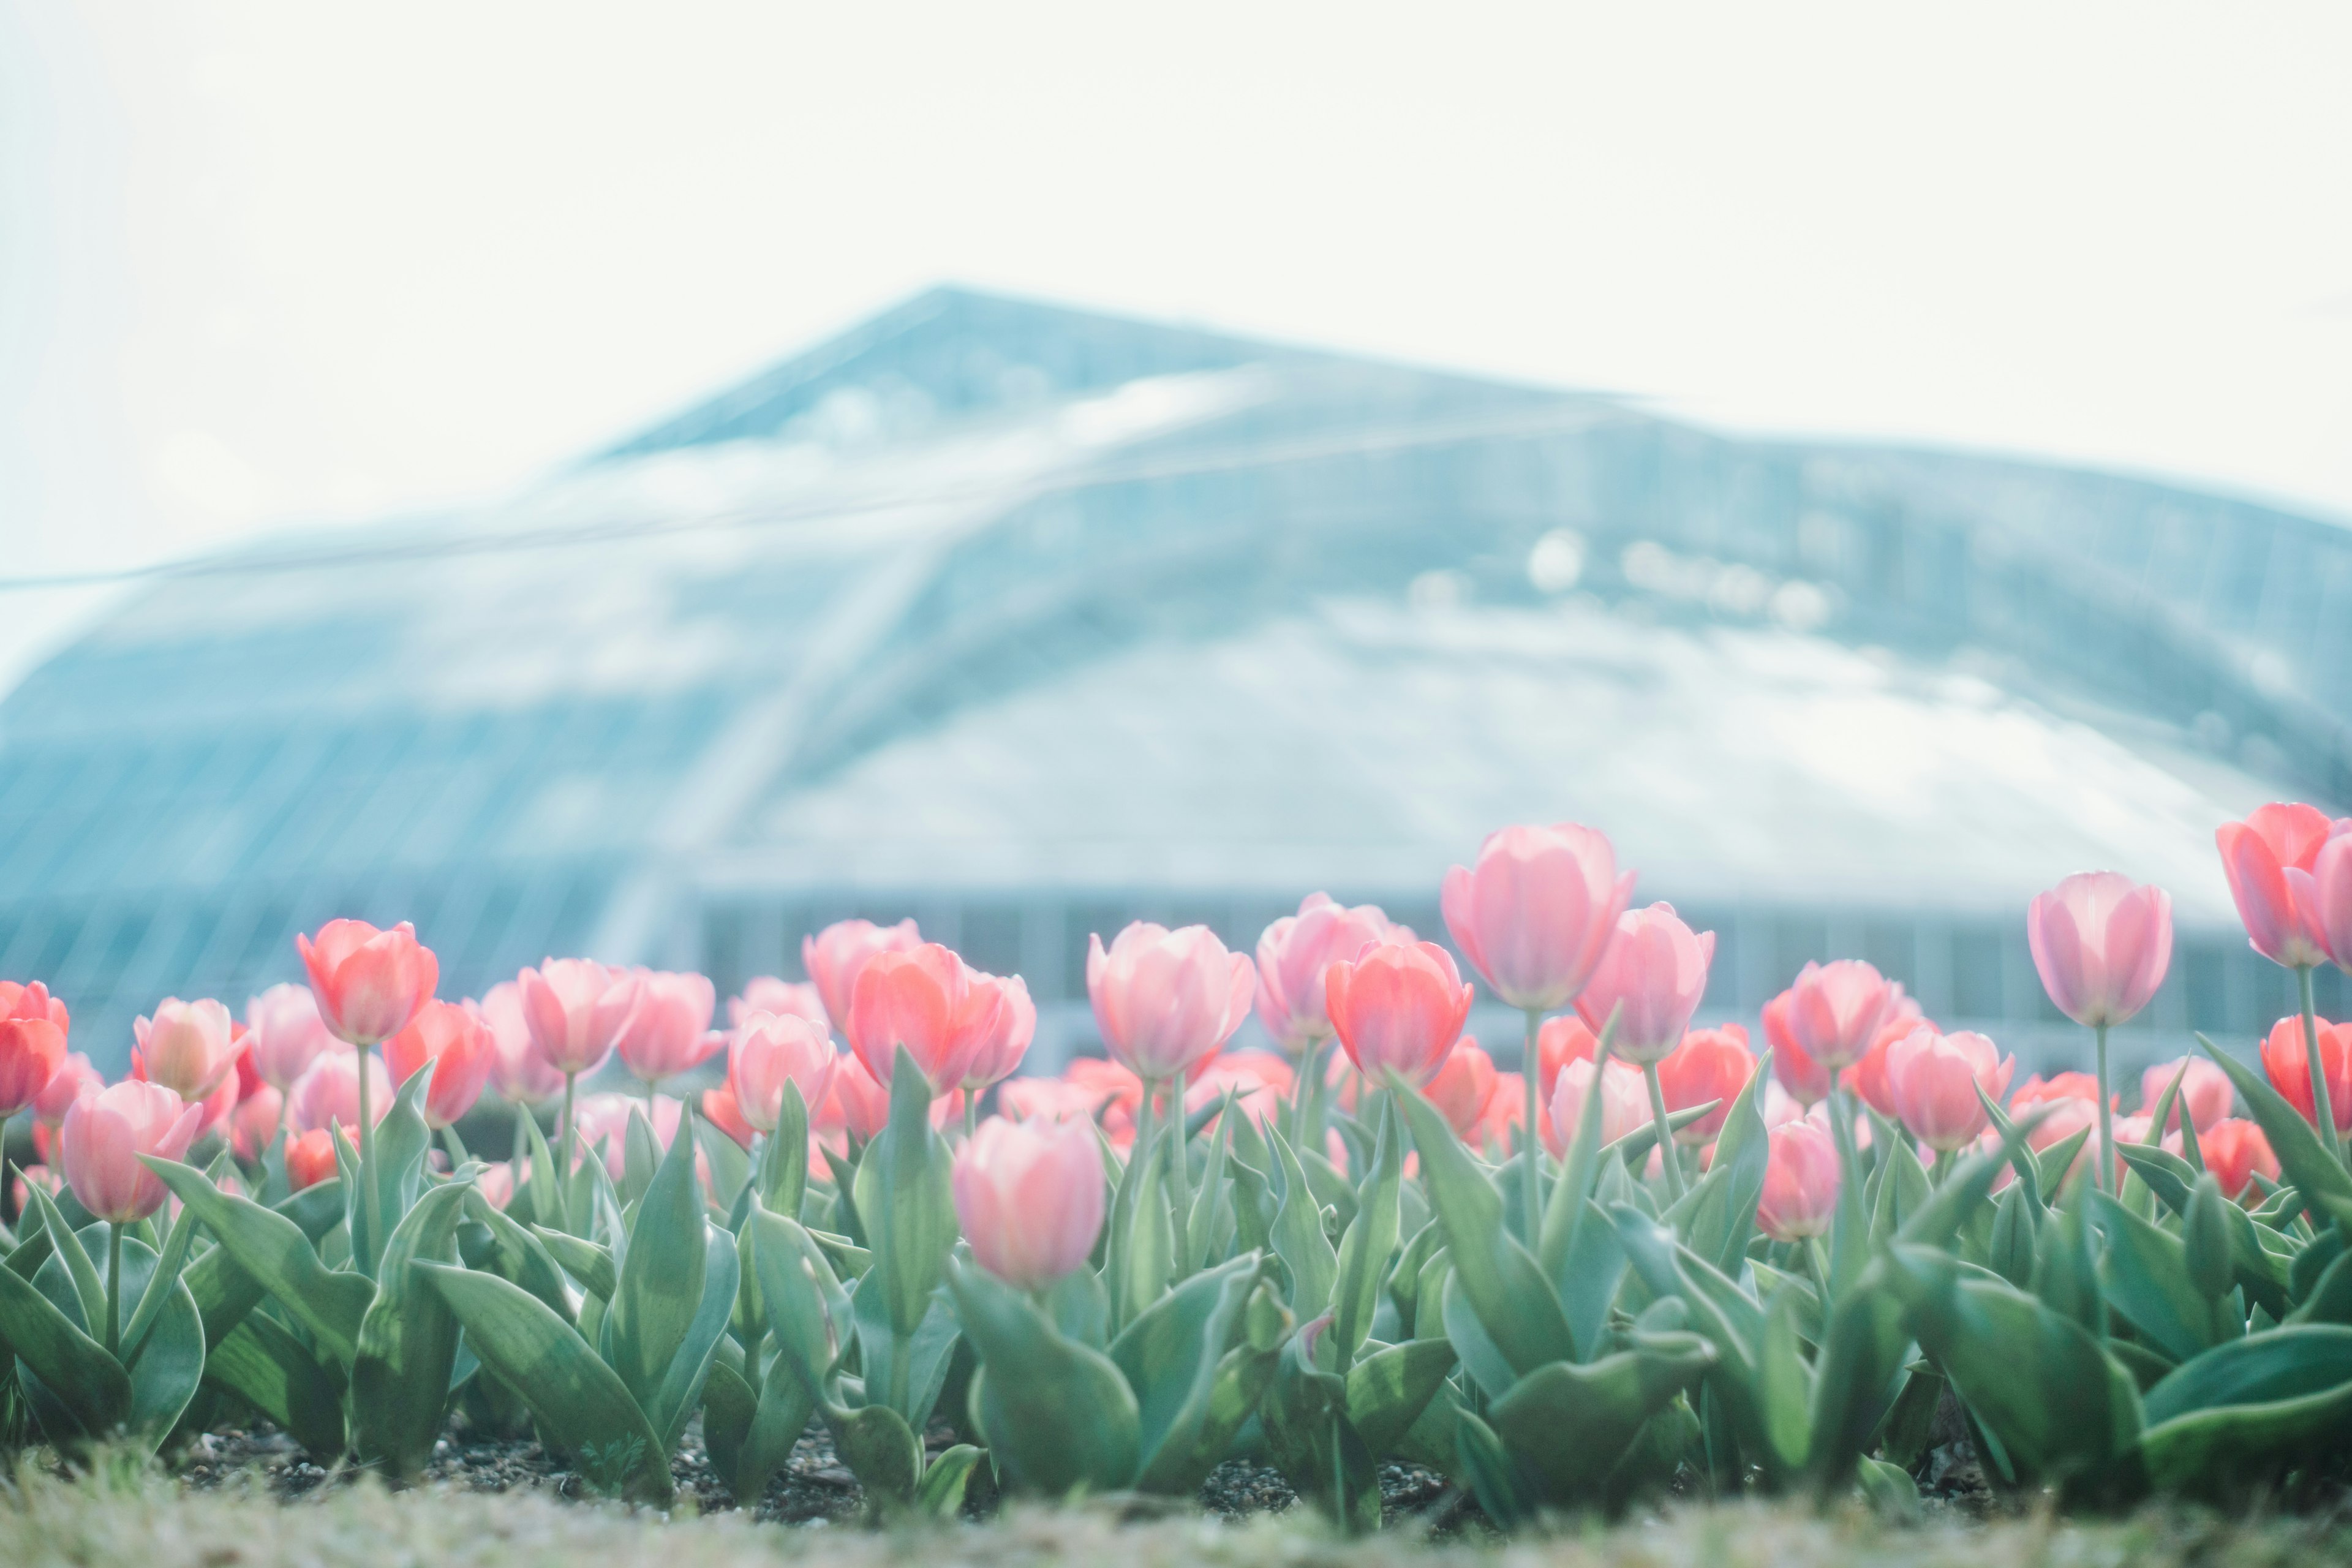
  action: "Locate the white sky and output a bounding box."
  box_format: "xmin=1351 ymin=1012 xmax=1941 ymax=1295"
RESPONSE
xmin=4 ymin=1 xmax=2350 ymax=684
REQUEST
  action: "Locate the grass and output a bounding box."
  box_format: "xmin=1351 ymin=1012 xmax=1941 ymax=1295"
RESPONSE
xmin=4 ymin=1457 xmax=2352 ymax=1568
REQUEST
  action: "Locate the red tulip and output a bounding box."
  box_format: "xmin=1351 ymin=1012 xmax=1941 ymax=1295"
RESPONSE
xmin=284 ymin=1127 xmax=339 ymax=1193
xmin=61 ymin=1080 xmax=202 ymax=1224
xmin=802 ymin=918 xmax=922 ymax=1036
xmin=244 ymin=982 xmax=333 ymax=1091
xmin=1441 ymin=824 xmax=1635 ymax=1012
xmin=1776 ymin=960 xmax=1892 ymax=1072
xmin=1543 ymin=1055 xmax=1649 ymax=1156
xmin=2140 ymin=1055 xmax=2233 ymax=1134
xmin=2261 ymin=1012 xmax=2352 ymax=1134
xmin=728 ymin=1011 xmax=839 ymax=1133
xmin=1254 ymin=894 xmax=1412 ymax=1052
xmin=613 ymin=970 xmax=720 ymax=1085
xmin=700 ymin=1084 xmax=758 ymax=1150
xmin=1574 ymin=904 xmax=1714 ymax=1065
xmin=1757 ymin=1120 xmax=1840 ymax=1241
xmin=1087 ymin=922 xmax=1255 ymax=1082
xmin=1423 ymin=1038 xmax=1500 ymax=1137
xmin=298 ymin=919 xmax=438 ymax=1046
xmin=382 ymin=998 xmax=495 ymax=1129
xmin=132 ymin=997 xmax=237 ymax=1101
xmin=2217 ymin=803 xmax=2338 ymax=969
xmin=2200 ymin=1117 xmax=2280 ymax=1200
xmin=516 ymin=958 xmax=643 ymax=1077
xmin=728 ymin=977 xmax=829 ymax=1032
xmin=0 ymin=980 xmax=69 ymax=1118
xmin=1886 ymin=1027 xmax=2014 ymax=1152
xmin=2028 ymin=872 xmax=2173 ymax=1028
xmin=1656 ymin=1023 xmax=1756 ymax=1145
xmin=848 ymin=943 xmax=1012 ymax=1095
xmin=1325 ymin=940 xmax=1475 ymax=1089
xmin=472 ymin=981 xmax=564 ymax=1105
xmin=952 ymin=1116 xmax=1105 ymax=1289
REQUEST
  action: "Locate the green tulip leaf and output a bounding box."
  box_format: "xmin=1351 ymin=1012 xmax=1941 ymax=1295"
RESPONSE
xmin=1485 ymin=1333 xmax=1715 ymax=1507
xmin=1345 ymin=1336 xmax=1458 ymax=1456
xmin=951 ymin=1261 xmax=1141 ymax=1497
xmin=145 ymin=1158 xmax=372 ymax=1367
xmin=351 ymin=1181 xmax=472 ymax=1478
xmin=204 ymin=1311 xmax=345 ymax=1460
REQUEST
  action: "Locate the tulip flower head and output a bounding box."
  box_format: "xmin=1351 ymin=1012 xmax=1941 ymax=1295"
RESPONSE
xmin=61 ymin=1080 xmax=203 ymax=1224
xmin=613 ymin=969 xmax=720 ymax=1085
xmin=132 ymin=997 xmax=237 ymax=1101
xmin=951 ymin=1115 xmax=1106 ymax=1290
xmin=244 ymin=982 xmax=334 ymax=1091
xmin=958 ymin=971 xmax=1037 ymax=1091
xmin=802 ymin=918 xmax=922 ymax=1036
xmin=284 ymin=1127 xmax=339 ymax=1193
xmin=287 ymin=1049 xmax=393 ymax=1139
xmin=2027 ymin=872 xmax=2173 ymax=1028
xmin=2141 ymin=1055 xmax=2233 ymax=1135
xmin=1574 ymin=904 xmax=1715 ymax=1065
xmin=1656 ymin=1023 xmax=1757 ymax=1145
xmin=729 ymin=976 xmax=830 ymax=1031
xmin=472 ymin=981 xmax=566 ymax=1105
xmin=475 ymin=1161 xmax=517 ymax=1210
xmin=1422 ymin=1037 xmax=1500 ymax=1137
xmin=1776 ymin=960 xmax=1892 ymax=1072
xmin=2217 ymin=804 xmax=2339 ymax=970
xmin=1254 ymin=893 xmax=1412 ymax=1053
xmin=1885 ymin=1027 xmax=2015 ymax=1152
xmin=0 ymin=979 xmax=69 ymax=1118
xmin=2199 ymin=1117 xmax=2280 ymax=1200
xmin=1087 ymin=922 xmax=1256 ymax=1082
xmin=2261 ymin=1012 xmax=2352 ymax=1134
xmin=701 ymin=1083 xmax=758 ymax=1149
xmin=1535 ymin=1015 xmax=1600 ymax=1104
xmin=31 ymin=1050 xmax=100 ymax=1128
xmin=846 ymin=943 xmax=1014 ymax=1095
xmin=382 ymin=998 xmax=496 ymax=1128
xmin=1324 ymin=940 xmax=1475 ymax=1089
xmin=728 ymin=1011 xmax=840 ymax=1133
xmin=1543 ymin=1055 xmax=1649 ymax=1157
xmin=1441 ymin=823 xmax=1636 ymax=1012
xmin=1757 ymin=1120 xmax=1841 ymax=1241
xmin=230 ymin=1085 xmax=285 ymax=1162
xmin=516 ymin=958 xmax=643 ymax=1078
xmin=298 ymin=919 xmax=439 ymax=1046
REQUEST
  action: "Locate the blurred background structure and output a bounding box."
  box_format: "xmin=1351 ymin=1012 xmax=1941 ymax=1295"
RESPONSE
xmin=1 ymin=287 xmax=2343 ymax=1077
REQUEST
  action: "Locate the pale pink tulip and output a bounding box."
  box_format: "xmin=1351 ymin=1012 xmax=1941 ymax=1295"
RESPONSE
xmin=132 ymin=997 xmax=237 ymax=1101
xmin=382 ymin=998 xmax=495 ymax=1129
xmin=2312 ymin=829 xmax=2352 ymax=974
xmin=31 ymin=1050 xmax=100 ymax=1127
xmin=1757 ymin=1120 xmax=1840 ymax=1240
xmin=61 ymin=1080 xmax=202 ymax=1223
xmin=1441 ymin=824 xmax=1636 ymax=1012
xmin=613 ymin=969 xmax=720 ymax=1085
xmin=1760 ymin=989 xmax=1829 ymax=1106
xmin=0 ymin=980 xmax=68 ymax=1118
xmin=516 ymin=958 xmax=643 ymax=1077
xmin=2217 ymin=803 xmax=2338 ymax=969
xmin=2141 ymin=1055 xmax=2233 ymax=1134
xmin=475 ymin=1161 xmax=516 ymax=1210
xmin=1656 ymin=1024 xmax=1755 ymax=1145
xmin=728 ymin=1011 xmax=840 ymax=1133
xmin=1254 ymin=894 xmax=1412 ymax=1052
xmin=827 ymin=1054 xmax=962 ymax=1139
xmin=1535 ymin=1016 xmax=1599 ymax=1104
xmin=472 ymin=981 xmax=566 ymax=1105
xmin=230 ymin=1086 xmax=285 ymax=1162
xmin=2028 ymin=872 xmax=2173 ymax=1028
xmin=729 ymin=976 xmax=829 ymax=1031
xmin=298 ymin=919 xmax=438 ymax=1046
xmin=284 ymin=1128 xmax=339 ymax=1192
xmin=1886 ymin=1027 xmax=2014 ymax=1152
xmin=244 ymin=982 xmax=334 ymax=1091
xmin=1324 ymin=940 xmax=1474 ymax=1089
xmin=1088 ymin=922 xmax=1255 ymax=1081
xmin=952 ymin=1116 xmax=1105 ymax=1289
xmin=1543 ymin=1055 xmax=1649 ymax=1156
xmin=802 ymin=918 xmax=922 ymax=1036
xmin=1574 ymin=904 xmax=1714 ymax=1065
xmin=571 ymin=1092 xmax=682 ymax=1178
xmin=846 ymin=943 xmax=1011 ymax=1094
xmin=1186 ymin=1049 xmax=1295 ymax=1131
xmin=1775 ymin=960 xmax=1891 ymax=1072
xmin=997 ymin=1074 xmax=1118 ymax=1125
xmin=958 ymin=971 xmax=1036 ymax=1091
xmin=287 ymin=1050 xmax=392 ymax=1138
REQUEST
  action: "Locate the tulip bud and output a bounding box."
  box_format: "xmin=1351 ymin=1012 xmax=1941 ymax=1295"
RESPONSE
xmin=285 ymin=1127 xmax=340 ymax=1193
xmin=298 ymin=919 xmax=439 ymax=1046
xmin=1440 ymin=823 xmax=1635 ymax=1012
xmin=951 ymin=1115 xmax=1104 ymax=1290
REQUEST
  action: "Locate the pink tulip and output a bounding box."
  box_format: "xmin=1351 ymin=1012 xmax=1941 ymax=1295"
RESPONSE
xmin=703 ymin=1084 xmax=758 ymax=1149
xmin=1756 ymin=1120 xmax=1840 ymax=1241
xmin=729 ymin=976 xmax=829 ymax=1032
xmin=1254 ymin=894 xmax=1412 ymax=1052
xmin=1885 ymin=1027 xmax=2014 ymax=1152
xmin=2028 ymin=872 xmax=2173 ymax=1028
xmin=2141 ymin=1055 xmax=2233 ymax=1134
xmin=1087 ymin=922 xmax=1256 ymax=1081
xmin=2261 ymin=1012 xmax=2352 ymax=1134
xmin=846 ymin=943 xmax=1010 ymax=1094
xmin=1760 ymin=989 xmax=1829 ymax=1106
xmin=958 ymin=971 xmax=1036 ymax=1091
xmin=382 ymin=998 xmax=496 ymax=1129
xmin=1423 ymin=1038 xmax=1500 ymax=1137
xmin=1574 ymin=904 xmax=1715 ymax=1065
xmin=130 ymin=997 xmax=236 ymax=1101
xmin=284 ymin=1128 xmax=339 ymax=1192
xmin=298 ymin=919 xmax=439 ymax=1046
xmin=1324 ymin=940 xmax=1475 ymax=1089
xmin=516 ymin=958 xmax=643 ymax=1077
xmin=612 ymin=970 xmax=720 ymax=1085
xmin=2012 ymin=1071 xmax=2109 ymax=1110
xmin=472 ymin=981 xmax=566 ymax=1105
xmin=1534 ymin=1016 xmax=1599 ymax=1104
xmin=1187 ymin=1049 xmax=1295 ymax=1132
xmin=728 ymin=1011 xmax=840 ymax=1133
xmin=61 ymin=1080 xmax=203 ymax=1224
xmin=0 ymin=979 xmax=68 ymax=1118
xmin=1543 ymin=1055 xmax=1649 ymax=1156
xmin=1774 ymin=960 xmax=1892 ymax=1072
xmin=229 ymin=1086 xmax=285 ymax=1162
xmin=828 ymin=1053 xmax=962 ymax=1139
xmin=244 ymin=982 xmax=334 ymax=1091
xmin=2217 ymin=802 xmax=2339 ymax=969
xmin=573 ymin=1093 xmax=681 ymax=1178
xmin=2201 ymin=1118 xmax=2280 ymax=1200
xmin=1656 ymin=1023 xmax=1756 ymax=1145
xmin=802 ymin=918 xmax=922 ymax=1036
xmin=287 ymin=1050 xmax=392 ymax=1138
xmin=2312 ymin=830 xmax=2352 ymax=973
xmin=997 ymin=1073 xmax=1118 ymax=1125
xmin=1441 ymin=824 xmax=1637 ymax=1012
xmin=951 ymin=1116 xmax=1105 ymax=1289
xmin=475 ymin=1161 xmax=517 ymax=1210
xmin=32 ymin=1051 xmax=100 ymax=1127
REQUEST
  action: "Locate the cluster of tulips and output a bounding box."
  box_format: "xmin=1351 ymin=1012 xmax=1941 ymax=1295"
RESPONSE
xmin=4 ymin=803 xmax=2352 ymax=1521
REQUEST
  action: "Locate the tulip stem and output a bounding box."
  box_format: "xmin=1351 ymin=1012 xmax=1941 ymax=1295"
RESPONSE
xmin=1291 ymin=1041 xmax=1322 ymax=1152
xmin=104 ymin=1223 xmax=123 ymax=1359
xmin=1167 ymin=1067 xmax=1191 ymax=1268
xmin=356 ymin=1047 xmax=384 ymax=1268
xmin=2299 ymin=966 xmax=2345 ymax=1166
xmin=2094 ymin=1023 xmax=2114 ymax=1197
xmin=963 ymin=1096 xmax=978 ymax=1143
xmin=1805 ymin=1235 xmax=1830 ymax=1289
xmin=1521 ymin=1009 xmax=1544 ymax=1245
xmin=1134 ymin=1075 xmax=1158 ymax=1176
xmin=1642 ymin=1060 xmax=1687 ymax=1200
xmin=560 ymin=1071 xmax=578 ymax=1170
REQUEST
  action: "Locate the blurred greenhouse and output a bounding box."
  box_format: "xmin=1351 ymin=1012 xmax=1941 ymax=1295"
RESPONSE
xmin=4 ymin=287 xmax=2348 ymax=1078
